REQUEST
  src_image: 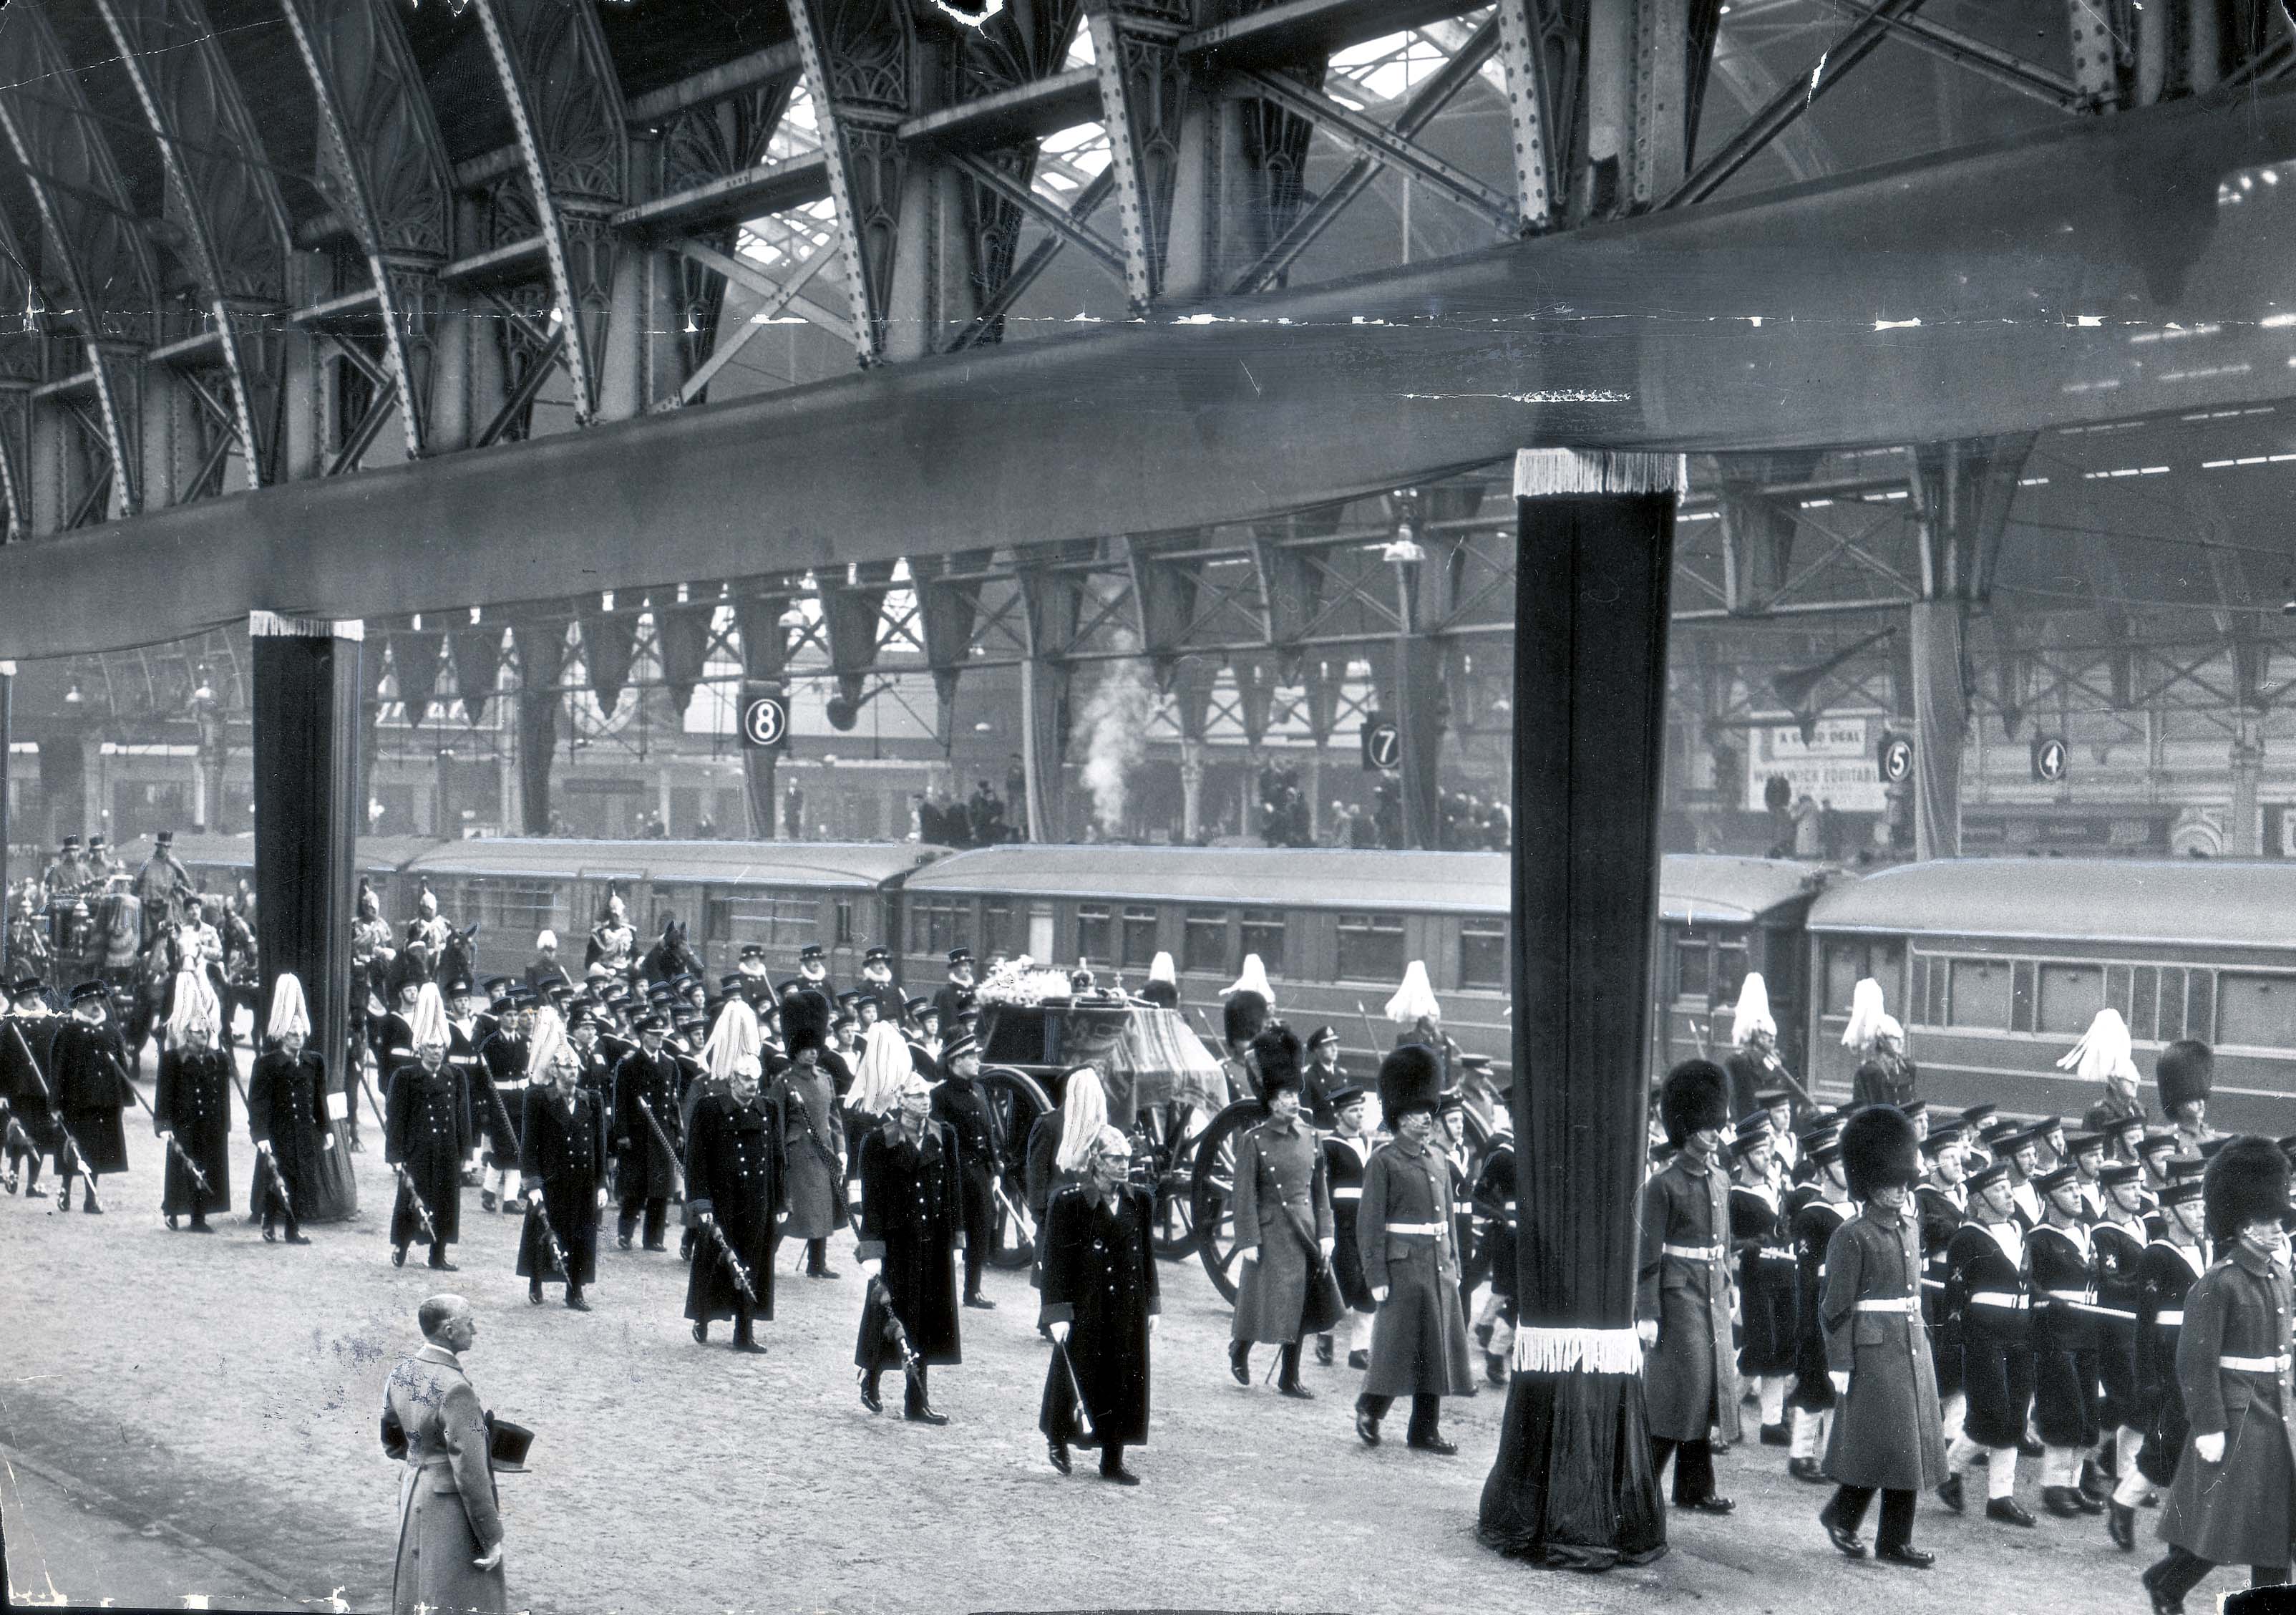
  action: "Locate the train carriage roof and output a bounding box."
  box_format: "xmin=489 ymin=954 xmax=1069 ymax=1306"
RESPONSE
xmin=112 ymin=833 xmax=427 ymax=878
xmin=1808 ymin=857 xmax=2296 ymax=949
xmin=400 ymin=838 xmax=945 ymax=888
xmin=905 ymin=846 xmax=1824 ymax=923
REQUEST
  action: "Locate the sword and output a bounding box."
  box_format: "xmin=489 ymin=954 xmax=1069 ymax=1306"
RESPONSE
xmin=109 ymin=1050 xmax=214 ymax=1200
xmin=11 ymin=1017 xmax=102 ymax=1214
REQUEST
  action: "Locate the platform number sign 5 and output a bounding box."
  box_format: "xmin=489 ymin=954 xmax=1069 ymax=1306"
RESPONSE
xmin=1877 ymin=734 xmax=1913 ymax=785
xmin=1361 ymin=719 xmax=1402 ymax=772
xmin=2030 ymin=735 xmax=2068 ymax=784
xmin=741 ymin=694 xmax=789 ymax=750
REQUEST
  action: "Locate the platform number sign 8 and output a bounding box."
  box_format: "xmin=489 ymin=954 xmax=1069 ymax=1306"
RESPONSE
xmin=741 ymin=694 xmax=789 ymax=750
xmin=1877 ymin=734 xmax=1912 ymax=785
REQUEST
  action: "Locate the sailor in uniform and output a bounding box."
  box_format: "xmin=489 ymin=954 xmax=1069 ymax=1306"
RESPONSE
xmin=1937 ymin=1157 xmax=2038 ymax=1527
xmin=1730 ymin=1112 xmax=1798 ymax=1446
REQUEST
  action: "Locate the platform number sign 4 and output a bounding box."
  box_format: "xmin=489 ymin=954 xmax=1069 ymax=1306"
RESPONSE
xmin=2031 ymin=735 xmax=2068 ymax=784
xmin=1361 ymin=718 xmax=1402 ymax=772
xmin=1877 ymin=734 xmax=1913 ymax=785
xmin=741 ymin=694 xmax=789 ymax=750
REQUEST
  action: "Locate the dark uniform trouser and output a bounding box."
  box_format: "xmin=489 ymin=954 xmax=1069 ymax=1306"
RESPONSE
xmin=1827 ymin=1486 xmax=1915 ymax=1551
xmin=2151 ymin=1548 xmax=2288 ymax=1604
xmin=1359 ymin=1392 xmax=1443 ymax=1443
xmin=618 ymin=1191 xmax=668 ymax=1248
xmin=959 ymin=1164 xmax=993 ymax=1299
xmin=1649 ymin=1436 xmax=1716 ymax=1503
xmin=864 ymin=1362 xmax=933 ymax=1417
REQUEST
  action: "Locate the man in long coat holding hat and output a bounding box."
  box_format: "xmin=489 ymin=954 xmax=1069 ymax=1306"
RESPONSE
xmin=1639 ymin=1057 xmax=1740 ymax=1510
xmin=1227 ymin=1023 xmax=1334 ymax=1398
xmin=1816 ymin=1104 xmax=1945 ymax=1567
xmin=2144 ymin=1136 xmax=2296 ymax=1614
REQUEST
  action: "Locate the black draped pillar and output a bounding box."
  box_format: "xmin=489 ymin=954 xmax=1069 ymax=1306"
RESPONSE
xmin=250 ymin=612 xmax=362 ymax=1219
xmin=1478 ymin=449 xmax=1680 ymax=1571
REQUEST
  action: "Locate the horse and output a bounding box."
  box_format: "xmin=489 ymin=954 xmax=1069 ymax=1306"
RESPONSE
xmin=640 ymin=918 xmax=703 ymax=987
xmin=437 ymin=923 xmax=480 ymax=994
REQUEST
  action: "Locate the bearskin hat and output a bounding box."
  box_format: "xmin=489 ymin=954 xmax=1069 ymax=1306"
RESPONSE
xmin=1658 ymin=1059 xmax=1731 ymax=1148
xmin=1377 ymin=1043 xmax=1444 ymax=1122
xmin=1224 ymin=989 xmax=1270 ymax=1048
xmin=2158 ymin=1039 xmax=2214 ymax=1120
xmin=1250 ymin=1024 xmax=1304 ymax=1097
xmin=2206 ymin=1135 xmax=2289 ymax=1243
xmin=1839 ymin=1105 xmax=1922 ymax=1201
xmin=782 ymin=988 xmax=834 ymax=1058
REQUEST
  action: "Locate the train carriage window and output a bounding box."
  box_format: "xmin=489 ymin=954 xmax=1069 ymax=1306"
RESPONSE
xmin=982 ymin=901 xmax=1016 ymax=958
xmin=2217 ymin=974 xmax=2296 ymax=1050
xmin=1183 ymin=908 xmax=1230 ymax=975
xmin=1675 ymin=932 xmax=1711 ymax=1002
xmin=1823 ymin=941 xmax=1865 ymax=1018
xmin=727 ymin=892 xmax=820 ymax=951
xmin=1076 ymin=905 xmax=1112 ymax=965
xmin=1240 ymin=909 xmax=1285 ymax=974
xmin=835 ymin=900 xmax=855 ymax=947
xmin=2157 ymin=968 xmax=2187 ymax=1042
xmin=1336 ymin=913 xmax=1405 ymax=984
xmin=1714 ymin=944 xmax=1748 ymax=1007
xmin=2187 ymin=970 xmax=2215 ymax=1044
xmin=1950 ymin=959 xmax=2012 ymax=1029
xmin=1120 ymin=906 xmax=1161 ymax=969
xmin=2106 ymin=964 xmax=2134 ymax=1022
xmin=2010 ymin=961 xmax=2035 ymax=1034
xmin=1910 ymin=956 xmax=1930 ymax=1024
xmin=2130 ymin=966 xmax=2160 ymax=1041
xmin=1925 ymin=954 xmax=1948 ymax=1026
xmin=703 ymin=896 xmax=732 ymax=945
xmin=2037 ymin=964 xmax=2103 ymax=1037
xmin=1460 ymin=920 xmax=1507 ymax=991
xmin=910 ymin=897 xmax=972 ymax=959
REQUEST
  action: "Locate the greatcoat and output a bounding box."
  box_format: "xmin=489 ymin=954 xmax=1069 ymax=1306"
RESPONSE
xmin=1638 ymin=1149 xmax=1741 ymax=1443
xmin=1356 ymin=1130 xmax=1474 ymax=1399
xmin=1820 ymin=1205 xmax=1946 ymax=1490
xmin=381 ymin=1342 xmax=507 ymax=1615
xmin=1230 ymin=1111 xmax=1334 ymax=1344
xmin=2158 ymin=1243 xmax=2296 ymax=1567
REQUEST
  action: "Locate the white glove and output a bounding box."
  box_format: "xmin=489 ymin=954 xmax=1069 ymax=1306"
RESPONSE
xmin=1829 ymin=1370 xmax=1851 ymax=1397
xmin=1371 ymin=1284 xmax=1390 ymax=1305
xmin=1049 ymin=1320 xmax=1071 ymax=1344
xmin=2196 ymin=1430 xmax=2227 ymax=1465
xmin=1319 ymin=1237 xmax=1335 ymax=1259
xmin=157 ymin=1128 xmax=174 ymax=1144
xmin=256 ymin=1139 xmax=273 ymax=1155
xmin=1636 ymin=1319 xmax=1659 ymax=1349
xmin=595 ymin=1188 xmax=608 ymax=1208
xmin=323 ymin=1135 xmax=336 ymax=1152
xmin=472 ymin=1543 xmax=503 ymax=1573
xmin=1147 ymin=1314 xmax=1159 ymax=1335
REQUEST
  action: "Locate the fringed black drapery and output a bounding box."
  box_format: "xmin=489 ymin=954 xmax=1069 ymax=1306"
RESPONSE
xmin=1477 ymin=450 xmax=1681 ymax=1571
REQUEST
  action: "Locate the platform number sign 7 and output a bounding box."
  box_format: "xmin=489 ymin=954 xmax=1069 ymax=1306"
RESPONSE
xmin=1361 ymin=718 xmax=1402 ymax=772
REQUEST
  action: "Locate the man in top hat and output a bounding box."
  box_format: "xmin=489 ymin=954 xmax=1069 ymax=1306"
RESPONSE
xmin=856 ymin=947 xmax=902 ymax=1024
xmin=1353 ymin=1044 xmax=1474 ymax=1453
xmin=1788 ymin=1135 xmax=1854 ymax=1483
xmin=50 ymin=980 xmax=133 ymax=1212
xmin=1816 ymin=1104 xmax=1945 ymax=1568
xmin=41 ymin=835 xmax=85 ymax=903
xmin=2030 ymin=1163 xmax=2107 ymax=1516
xmin=132 ymin=830 xmax=194 ymax=947
xmin=1844 ymin=981 xmax=1917 ymax=1110
xmin=2158 ymin=1041 xmax=2219 ymax=1161
xmin=1638 ymin=1058 xmax=1740 ymax=1507
xmin=2144 ymin=1137 xmax=2296 ymax=1615
xmin=1938 ymin=1155 xmax=2039 ymax=1527
xmin=380 ymin=1294 xmax=507 ymax=1615
xmin=2111 ymin=1175 xmax=2207 ymax=1541
xmin=1731 ymin=1112 xmax=1799 ymax=1446
xmin=1 ymin=974 xmax=60 ymax=1196
xmin=1039 ymin=1123 xmax=1159 ymax=1485
xmin=779 ymin=989 xmax=850 ymax=1281
xmin=517 ymin=1016 xmax=608 ymax=1311
xmin=855 ymin=1069 xmax=965 ymax=1422
xmin=797 ymin=942 xmax=834 ymax=999
xmin=248 ymin=974 xmax=332 ymax=1246
xmin=1915 ymin=1125 xmax=1970 ymax=1447
xmin=931 ymin=949 xmax=976 ymax=1039
xmin=1228 ymin=1024 xmax=1334 ymax=1399
xmin=155 ymin=971 xmax=233 ymax=1233
xmin=611 ymin=1013 xmax=684 ymax=1253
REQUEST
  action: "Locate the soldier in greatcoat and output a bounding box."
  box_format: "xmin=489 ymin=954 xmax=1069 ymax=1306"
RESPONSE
xmin=385 ymin=986 xmax=469 ymax=1272
xmin=1227 ymin=1025 xmax=1335 ymax=1398
xmin=52 ymin=979 xmax=133 ymax=1211
xmin=1353 ymin=1044 xmax=1474 ymax=1453
xmin=1937 ymin=1157 xmax=2038 ymax=1526
xmin=517 ymin=1017 xmax=608 ymax=1311
xmin=379 ymin=1295 xmax=507 ymax=1615
xmin=2113 ymin=1175 xmax=2207 ymax=1545
xmin=1731 ymin=1113 xmax=1798 ymax=1445
xmin=611 ymin=1013 xmax=684 ymax=1253
xmin=856 ymin=1070 xmax=965 ymax=1422
xmin=933 ymin=1024 xmax=1003 ymax=1309
xmin=684 ymin=1045 xmax=784 ymax=1352
xmin=1040 ymin=1124 xmax=1159 ymax=1485
xmin=1637 ymin=1057 xmax=1739 ymax=1510
xmin=155 ymin=971 xmax=232 ymax=1233
xmin=1815 ymin=1105 xmax=1945 ymax=1568
xmin=1 ymin=974 xmax=59 ymax=1196
xmin=247 ymin=974 xmax=331 ymax=1245
xmin=1320 ymin=1083 xmax=1379 ymax=1371
xmin=775 ymin=989 xmax=848 ymax=1279
xmin=2143 ymin=1137 xmax=2296 ymax=1614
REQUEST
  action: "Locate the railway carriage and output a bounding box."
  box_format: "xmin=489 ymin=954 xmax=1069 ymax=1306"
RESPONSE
xmin=1804 ymin=858 xmax=2296 ymax=1135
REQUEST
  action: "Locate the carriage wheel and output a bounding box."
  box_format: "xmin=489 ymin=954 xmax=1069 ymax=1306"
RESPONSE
xmin=1138 ymin=1102 xmax=1202 ymax=1261
xmin=1187 ymin=1100 xmax=1266 ymax=1304
xmin=977 ymin=1066 xmax=1051 ymax=1271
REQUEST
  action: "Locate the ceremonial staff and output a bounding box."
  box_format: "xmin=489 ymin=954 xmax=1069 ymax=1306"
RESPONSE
xmin=104 ymin=1049 xmax=212 ymax=1201
xmin=632 ymin=1094 xmax=686 ymax=1198
xmin=207 ymin=1056 xmax=291 ymax=1221
xmin=359 ymin=1069 xmax=439 ymax=1245
xmin=707 ymin=1218 xmax=759 ymax=1306
xmin=1353 ymin=999 xmax=1383 ymax=1058
xmin=1051 ymin=1336 xmax=1098 ymax=1442
xmin=526 ymin=1190 xmax=572 ymax=1279
xmin=11 ymin=1017 xmax=102 ymax=1213
xmin=862 ymin=1274 xmax=924 ymax=1394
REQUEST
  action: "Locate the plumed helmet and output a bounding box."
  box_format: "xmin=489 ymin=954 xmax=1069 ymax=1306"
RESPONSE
xmin=1376 ymin=1043 xmax=1444 ymax=1122
xmin=2205 ymin=1135 xmax=2290 ymax=1243
xmin=1224 ymin=989 xmax=1270 ymax=1048
xmin=1839 ymin=1104 xmax=1921 ymax=1201
xmin=782 ymin=988 xmax=834 ymax=1057
xmin=1250 ymin=1024 xmax=1304 ymax=1096
xmin=1659 ymin=1059 xmax=1731 ymax=1147
xmin=2157 ymin=1039 xmax=2214 ymax=1120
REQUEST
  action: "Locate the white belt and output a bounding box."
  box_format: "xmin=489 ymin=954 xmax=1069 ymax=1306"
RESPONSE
xmin=1756 ymin=1246 xmax=1796 ymax=1263
xmin=1663 ymin=1243 xmax=1723 ymax=1261
xmin=1920 ymin=1278 xmax=1945 ymax=1291
xmin=2156 ymin=1310 xmax=2185 ymax=1327
xmin=1970 ymin=1292 xmax=2029 ymax=1310
xmin=2045 ymin=1288 xmax=2097 ymax=1306
xmin=2221 ymin=1354 xmax=2291 ymax=1373
xmin=1454 ymin=1203 xmax=1474 ymax=1217
xmin=1386 ymin=1222 xmax=1444 ymax=1236
xmin=1332 ymin=1188 xmax=1362 ymax=1201
xmin=1855 ymin=1297 xmax=1920 ymax=1314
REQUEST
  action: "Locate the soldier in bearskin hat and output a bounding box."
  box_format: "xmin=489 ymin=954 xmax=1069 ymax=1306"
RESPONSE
xmin=2143 ymin=1137 xmax=2296 ymax=1614
xmin=2158 ymin=1041 xmax=2219 ymax=1161
xmin=1638 ymin=1058 xmax=1739 ymax=1510
xmin=1352 ymin=1044 xmax=1474 ymax=1452
xmin=1815 ymin=1105 xmax=1945 ymax=1568
xmin=1227 ymin=1023 xmax=1334 ymax=1397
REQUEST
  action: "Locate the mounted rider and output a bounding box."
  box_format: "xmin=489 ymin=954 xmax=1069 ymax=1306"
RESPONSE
xmin=586 ymin=895 xmax=636 ymax=984
xmin=133 ymin=830 xmax=196 ymax=950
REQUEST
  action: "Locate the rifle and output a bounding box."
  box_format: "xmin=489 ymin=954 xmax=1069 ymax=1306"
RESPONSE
xmin=361 ymin=1065 xmax=441 ymax=1245
xmin=706 ymin=1217 xmax=759 ymax=1306
xmin=11 ymin=1017 xmax=102 ymax=1213
xmin=110 ymin=1049 xmax=214 ymax=1201
xmin=1759 ymin=1049 xmax=1819 ymax=1115
xmin=632 ymin=1094 xmax=686 ymax=1199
